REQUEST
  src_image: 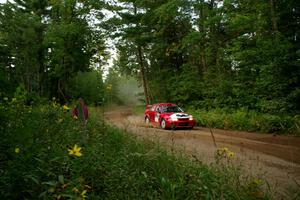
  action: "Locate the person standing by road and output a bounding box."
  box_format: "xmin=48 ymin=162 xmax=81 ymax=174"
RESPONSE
xmin=72 ymin=97 xmax=89 ymax=144
xmin=72 ymin=97 xmax=89 ymax=123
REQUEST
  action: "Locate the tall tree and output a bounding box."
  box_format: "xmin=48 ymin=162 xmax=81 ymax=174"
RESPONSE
xmin=0 ymin=0 xmax=107 ymax=101
xmin=0 ymin=0 xmax=47 ymax=94
xmin=107 ymin=0 xmax=152 ymax=104
xmin=108 ymin=0 xmax=300 ymax=114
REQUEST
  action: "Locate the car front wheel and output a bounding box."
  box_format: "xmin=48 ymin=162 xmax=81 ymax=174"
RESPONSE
xmin=145 ymin=116 xmax=150 ymax=124
xmin=160 ymin=119 xmax=167 ymax=129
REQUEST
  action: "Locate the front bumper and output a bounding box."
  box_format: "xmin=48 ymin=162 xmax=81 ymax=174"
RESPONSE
xmin=166 ymin=119 xmax=196 ymax=128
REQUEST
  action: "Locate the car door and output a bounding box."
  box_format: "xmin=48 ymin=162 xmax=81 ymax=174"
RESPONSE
xmin=154 ymin=106 xmax=161 ymax=123
xmin=148 ymin=105 xmax=156 ymax=122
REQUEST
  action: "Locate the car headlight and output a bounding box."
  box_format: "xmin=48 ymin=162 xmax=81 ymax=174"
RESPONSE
xmin=189 ymin=115 xmax=193 ymax=120
xmin=170 ymin=116 xmax=178 ymax=121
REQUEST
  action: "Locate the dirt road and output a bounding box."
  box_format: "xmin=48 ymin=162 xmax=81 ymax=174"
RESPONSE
xmin=104 ymin=107 xmax=300 ymax=198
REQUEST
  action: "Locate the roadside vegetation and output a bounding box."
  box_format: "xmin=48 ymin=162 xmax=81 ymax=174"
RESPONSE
xmin=1 ymin=95 xmax=273 ymax=199
xmin=189 ymin=108 xmax=300 ymax=135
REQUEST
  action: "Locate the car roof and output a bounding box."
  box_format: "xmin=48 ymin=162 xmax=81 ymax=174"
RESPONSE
xmin=154 ymin=103 xmax=177 ymax=107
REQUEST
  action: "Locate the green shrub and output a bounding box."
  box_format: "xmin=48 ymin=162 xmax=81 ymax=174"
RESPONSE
xmin=190 ymin=108 xmax=300 ymax=135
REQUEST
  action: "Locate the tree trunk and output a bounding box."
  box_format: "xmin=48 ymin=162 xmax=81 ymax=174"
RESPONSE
xmin=134 ymin=3 xmax=150 ymax=105
xmin=200 ymin=48 xmax=206 ymax=72
xmin=37 ymin=27 xmax=45 ymax=97
xmin=197 ymin=0 xmax=207 ymax=74
xmin=269 ymin=0 xmax=279 ymax=40
xmin=58 ymin=79 xmax=66 ymax=102
xmin=208 ymin=0 xmax=219 ymax=67
xmin=138 ymin=46 xmax=150 ymax=105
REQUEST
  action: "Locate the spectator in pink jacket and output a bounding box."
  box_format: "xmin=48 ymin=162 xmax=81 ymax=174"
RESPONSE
xmin=72 ymin=97 xmax=89 ymax=123
xmin=72 ymin=97 xmax=89 ymax=145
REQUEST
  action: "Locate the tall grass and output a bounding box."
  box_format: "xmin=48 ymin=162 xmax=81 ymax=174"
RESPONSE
xmin=0 ymin=98 xmax=271 ymax=199
xmin=189 ymin=108 xmax=300 ymax=135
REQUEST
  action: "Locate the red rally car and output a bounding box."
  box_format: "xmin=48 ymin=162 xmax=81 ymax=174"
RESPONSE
xmin=144 ymin=103 xmax=196 ymax=129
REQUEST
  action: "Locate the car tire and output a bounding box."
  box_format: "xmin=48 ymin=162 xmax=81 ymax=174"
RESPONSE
xmin=160 ymin=119 xmax=167 ymax=129
xmin=145 ymin=116 xmax=150 ymax=124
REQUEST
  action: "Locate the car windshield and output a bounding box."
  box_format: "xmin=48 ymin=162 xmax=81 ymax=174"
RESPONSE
xmin=162 ymin=106 xmax=183 ymax=113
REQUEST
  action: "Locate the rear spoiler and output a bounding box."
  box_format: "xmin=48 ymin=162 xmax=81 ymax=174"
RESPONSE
xmin=146 ymin=105 xmax=152 ymax=109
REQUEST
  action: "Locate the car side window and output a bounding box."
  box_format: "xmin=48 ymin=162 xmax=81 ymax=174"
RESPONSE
xmin=156 ymin=107 xmax=161 ymax=113
xmin=162 ymin=106 xmax=168 ymax=113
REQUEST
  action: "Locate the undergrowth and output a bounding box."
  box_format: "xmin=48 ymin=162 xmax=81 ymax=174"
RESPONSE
xmin=189 ymin=108 xmax=300 ymax=135
xmin=0 ymin=97 xmax=272 ymax=199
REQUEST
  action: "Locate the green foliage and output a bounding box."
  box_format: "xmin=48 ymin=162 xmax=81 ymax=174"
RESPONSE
xmin=1 ymin=100 xmax=272 ymax=199
xmin=0 ymin=0 xmax=106 ymax=101
xmin=132 ymin=105 xmax=145 ymax=115
xmin=103 ymin=0 xmax=300 ymax=134
xmin=104 ymin=67 xmax=124 ymax=105
xmin=190 ymin=108 xmax=300 ymax=135
xmin=67 ymin=70 xmax=105 ymax=105
xmin=108 ymin=0 xmax=299 ymax=121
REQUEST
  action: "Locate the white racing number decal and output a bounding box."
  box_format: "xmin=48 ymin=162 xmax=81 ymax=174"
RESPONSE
xmin=155 ymin=113 xmax=160 ymax=122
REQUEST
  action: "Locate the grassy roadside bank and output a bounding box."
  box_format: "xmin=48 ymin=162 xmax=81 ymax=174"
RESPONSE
xmin=189 ymin=109 xmax=300 ymax=135
xmin=1 ymin=99 xmax=272 ymax=199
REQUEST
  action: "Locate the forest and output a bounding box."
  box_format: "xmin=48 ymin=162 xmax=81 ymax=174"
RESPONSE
xmin=109 ymin=0 xmax=300 ymax=114
xmin=1 ymin=0 xmax=299 ymax=134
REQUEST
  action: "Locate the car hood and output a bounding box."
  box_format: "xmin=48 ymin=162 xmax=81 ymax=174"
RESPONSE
xmin=164 ymin=112 xmax=190 ymax=118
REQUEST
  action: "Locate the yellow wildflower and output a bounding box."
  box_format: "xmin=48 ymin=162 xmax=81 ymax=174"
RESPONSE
xmin=216 ymin=147 xmax=236 ymax=159
xmin=63 ymin=105 xmax=70 ymax=110
xmin=68 ymin=144 xmax=82 ymax=157
xmin=254 ymin=178 xmax=263 ymax=185
xmin=81 ymin=190 xmax=87 ymax=199
xmin=15 ymin=148 xmax=20 ymax=154
xmin=222 ymin=147 xmax=229 ymax=152
xmin=228 ymin=152 xmax=235 ymax=158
